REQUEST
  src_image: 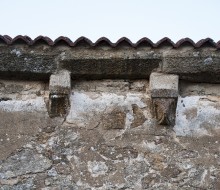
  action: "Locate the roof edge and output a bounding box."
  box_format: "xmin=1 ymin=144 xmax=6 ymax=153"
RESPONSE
xmin=0 ymin=35 xmax=219 ymax=49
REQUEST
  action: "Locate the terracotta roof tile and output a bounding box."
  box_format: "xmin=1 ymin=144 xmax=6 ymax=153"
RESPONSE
xmin=155 ymin=37 xmax=175 ymax=48
xmin=54 ymin=36 xmax=73 ymax=46
xmin=33 ymin=36 xmax=54 ymax=46
xmin=0 ymin=35 xmax=219 ymax=49
xmin=135 ymin=37 xmax=154 ymax=48
xmin=94 ymin=37 xmax=113 ymax=47
xmin=72 ymin=36 xmax=93 ymax=47
xmin=195 ymin=38 xmax=217 ymax=48
xmin=175 ymin=38 xmax=196 ymax=48
xmin=115 ymin=37 xmax=133 ymax=47
xmin=217 ymin=40 xmax=220 ymax=49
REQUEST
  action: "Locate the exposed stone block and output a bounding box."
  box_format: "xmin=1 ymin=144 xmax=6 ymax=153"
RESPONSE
xmin=60 ymin=58 xmax=160 ymax=79
xmin=0 ymin=49 xmax=56 ymax=80
xmin=49 ymin=94 xmax=70 ymax=117
xmin=131 ymin=104 xmax=146 ymax=128
xmin=102 ymin=107 xmax=126 ymax=130
xmin=49 ymin=70 xmax=71 ymax=117
xmin=49 ymin=70 xmax=71 ymax=95
xmin=149 ymin=72 xmax=179 ymax=126
xmin=162 ymin=56 xmax=220 ymax=83
xmin=152 ymin=98 xmax=177 ymax=126
xmin=150 ymin=72 xmax=179 ymax=98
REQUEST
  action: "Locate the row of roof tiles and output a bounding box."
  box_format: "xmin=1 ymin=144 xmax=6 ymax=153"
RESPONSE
xmin=0 ymin=35 xmax=220 ymax=48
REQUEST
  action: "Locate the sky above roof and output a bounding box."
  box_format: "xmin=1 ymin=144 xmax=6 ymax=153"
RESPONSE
xmin=1 ymin=0 xmax=220 ymax=43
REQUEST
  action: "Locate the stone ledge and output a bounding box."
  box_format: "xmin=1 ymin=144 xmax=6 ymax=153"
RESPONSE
xmin=49 ymin=70 xmax=71 ymax=117
xmin=0 ymin=45 xmax=220 ymax=82
xmin=150 ymin=72 xmax=179 ymax=98
xmin=150 ymin=72 xmax=179 ymax=126
xmin=49 ymin=70 xmax=71 ymax=95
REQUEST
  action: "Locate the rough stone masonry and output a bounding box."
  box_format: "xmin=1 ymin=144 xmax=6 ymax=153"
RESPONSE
xmin=0 ymin=36 xmax=220 ymax=189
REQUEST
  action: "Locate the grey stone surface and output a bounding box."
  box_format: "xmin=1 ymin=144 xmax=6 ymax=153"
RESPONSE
xmin=0 ymin=45 xmax=161 ymax=80
xmin=150 ymin=73 xmax=179 ymax=126
xmin=162 ymin=52 xmax=220 ymax=83
xmin=49 ymin=70 xmax=71 ymax=95
xmin=0 ymin=149 xmax=52 ymax=179
xmin=1 ymin=44 xmax=220 ymax=82
xmin=1 ymin=44 xmax=220 ymax=189
xmin=0 ymin=80 xmax=63 ymax=160
xmin=0 ymin=47 xmax=56 ymax=80
xmin=60 ymin=58 xmax=160 ymax=79
xmin=49 ymin=70 xmax=71 ymax=117
xmin=152 ymin=98 xmax=177 ymax=126
xmin=150 ymin=72 xmax=179 ymax=98
xmin=0 ymin=79 xmax=220 ymax=189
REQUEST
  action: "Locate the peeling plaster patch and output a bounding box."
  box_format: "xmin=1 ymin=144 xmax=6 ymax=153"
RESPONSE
xmin=141 ymin=140 xmax=164 ymax=153
xmin=24 ymin=57 xmax=32 ymax=61
xmin=177 ymin=161 xmax=194 ymax=170
xmin=66 ymin=91 xmax=148 ymax=129
xmin=10 ymin=49 xmax=22 ymax=57
xmin=201 ymin=169 xmax=208 ymax=185
xmin=87 ymin=161 xmax=108 ymax=177
xmin=47 ymin=167 xmax=58 ymax=177
xmin=0 ymin=97 xmax=47 ymax=112
xmin=174 ymin=96 xmax=220 ymax=136
xmin=193 ymin=52 xmax=200 ymax=57
xmin=204 ymin=57 xmax=213 ymax=65
xmin=60 ymin=52 xmax=66 ymax=60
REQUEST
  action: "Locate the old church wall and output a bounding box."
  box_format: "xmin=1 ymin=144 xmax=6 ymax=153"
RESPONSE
xmin=0 ymin=37 xmax=220 ymax=189
xmin=0 ymin=79 xmax=220 ymax=189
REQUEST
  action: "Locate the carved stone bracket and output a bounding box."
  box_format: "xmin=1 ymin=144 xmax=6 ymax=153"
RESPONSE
xmin=152 ymin=98 xmax=177 ymax=126
xmin=49 ymin=70 xmax=71 ymax=117
xmin=150 ymin=72 xmax=179 ymax=126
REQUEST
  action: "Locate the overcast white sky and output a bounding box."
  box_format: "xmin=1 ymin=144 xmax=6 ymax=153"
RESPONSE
xmin=1 ymin=0 xmax=220 ymax=43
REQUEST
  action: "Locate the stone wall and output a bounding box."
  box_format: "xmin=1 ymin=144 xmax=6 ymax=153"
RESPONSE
xmin=0 ymin=41 xmax=220 ymax=189
xmin=0 ymin=79 xmax=220 ymax=189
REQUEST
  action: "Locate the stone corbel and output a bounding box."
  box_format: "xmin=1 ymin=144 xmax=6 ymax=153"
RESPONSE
xmin=149 ymin=72 xmax=179 ymax=126
xmin=49 ymin=70 xmax=71 ymax=117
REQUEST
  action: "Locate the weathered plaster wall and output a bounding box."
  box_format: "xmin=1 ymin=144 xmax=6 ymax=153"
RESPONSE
xmin=0 ymin=79 xmax=220 ymax=189
xmin=0 ymin=38 xmax=220 ymax=189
